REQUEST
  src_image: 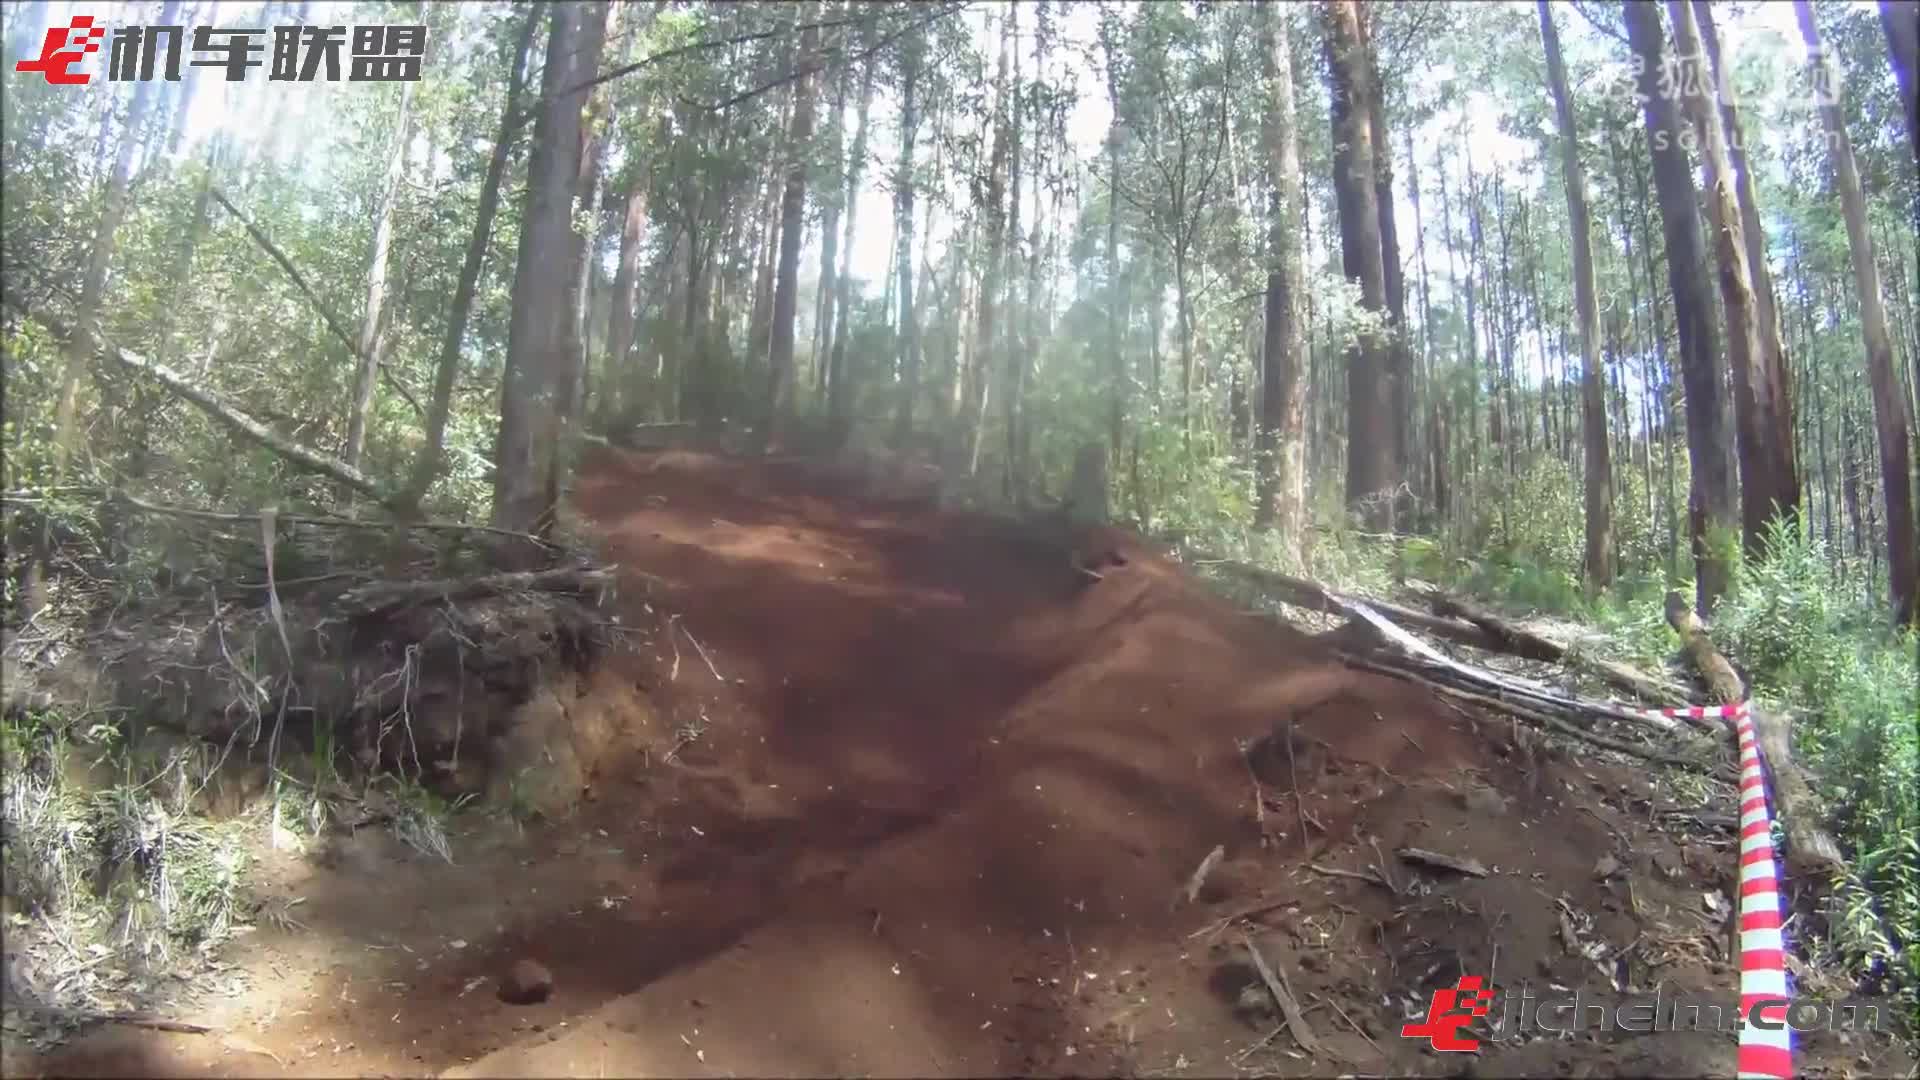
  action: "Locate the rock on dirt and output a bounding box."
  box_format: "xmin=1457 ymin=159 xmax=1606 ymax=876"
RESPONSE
xmin=498 ymin=959 xmax=553 ymax=1005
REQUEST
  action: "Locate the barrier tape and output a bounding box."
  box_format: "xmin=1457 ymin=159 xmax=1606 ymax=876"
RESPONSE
xmin=1640 ymin=700 xmax=1792 ymax=1080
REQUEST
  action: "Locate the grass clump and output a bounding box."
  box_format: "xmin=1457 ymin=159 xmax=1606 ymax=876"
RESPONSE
xmin=1 ymin=708 xmax=253 ymax=1023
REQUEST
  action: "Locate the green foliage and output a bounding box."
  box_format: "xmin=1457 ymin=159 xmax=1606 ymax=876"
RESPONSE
xmin=1123 ymin=413 xmax=1253 ymax=545
xmin=1710 ymin=519 xmax=1920 ymax=1003
xmin=1 ymin=708 xmax=252 ymax=978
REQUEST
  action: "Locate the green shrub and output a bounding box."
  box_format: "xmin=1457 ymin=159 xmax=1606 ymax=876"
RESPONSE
xmin=1710 ymin=519 xmax=1919 ymax=1009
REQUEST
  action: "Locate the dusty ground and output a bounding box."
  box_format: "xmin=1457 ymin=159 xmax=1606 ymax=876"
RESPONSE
xmin=14 ymin=447 xmax=1911 ymax=1078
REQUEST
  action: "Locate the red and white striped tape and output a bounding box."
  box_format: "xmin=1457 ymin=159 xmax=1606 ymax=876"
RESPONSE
xmin=1643 ymin=700 xmax=1792 ymax=1080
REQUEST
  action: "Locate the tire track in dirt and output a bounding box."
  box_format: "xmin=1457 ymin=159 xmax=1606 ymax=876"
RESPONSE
xmin=432 ymin=447 xmax=1490 ymax=1077
xmin=23 ymin=448 xmax=1915 ymax=1079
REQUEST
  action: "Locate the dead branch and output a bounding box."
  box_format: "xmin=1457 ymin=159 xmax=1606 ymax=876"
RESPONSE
xmin=1188 ymin=898 xmax=1296 ymax=940
xmin=1180 ymin=844 xmax=1225 ymax=907
xmin=1342 ymin=652 xmax=1724 ymax=776
xmin=10 ymin=1006 xmax=214 ymax=1034
xmin=209 ymin=187 xmax=425 ymax=419
xmin=1663 ymin=592 xmax=1843 ymax=878
xmin=1240 ymin=741 xmax=1269 ymax=842
xmin=1397 ymin=847 xmax=1489 ymax=878
xmin=678 ymin=621 xmax=725 ymax=683
xmin=1307 ymin=862 xmax=1395 ymax=891
xmin=28 ymin=310 xmax=392 ymax=504
xmin=101 ymin=488 xmax=559 ymax=550
xmin=340 ymin=567 xmax=615 ymax=617
xmin=1239 ymin=931 xmax=1324 ymax=1058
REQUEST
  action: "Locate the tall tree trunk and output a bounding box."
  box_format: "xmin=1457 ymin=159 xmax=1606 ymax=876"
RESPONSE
xmin=344 ymin=81 xmax=415 ymax=471
xmin=34 ymin=0 xmax=178 ymax=615
xmin=1539 ymin=2 xmax=1614 ymax=589
xmin=1797 ymin=0 xmax=1917 ymax=627
xmin=1015 ymin=9 xmax=1049 ymax=486
xmin=1320 ymin=0 xmax=1394 ymax=528
xmin=890 ymin=26 xmax=923 ymax=447
xmin=1668 ymin=0 xmax=1798 ymax=557
xmin=1880 ymin=0 xmax=1920 ymax=166
xmin=814 ymin=25 xmax=849 ymax=402
xmin=1358 ymin=5 xmax=1410 ymax=504
xmin=565 ymin=3 xmax=617 ymax=434
xmin=1407 ymin=126 xmax=1443 ymax=521
xmin=768 ymin=4 xmax=821 ymax=450
xmin=403 ymin=6 xmax=537 ymax=511
xmin=50 ymin=0 xmax=176 ymax=478
xmin=747 ymin=159 xmax=781 ymax=368
xmin=829 ymin=48 xmax=876 ymax=439
xmin=1003 ymin=3 xmax=1026 ymax=496
xmin=1255 ymin=1 xmax=1308 ymax=551
xmin=968 ymin=9 xmax=1011 ymax=476
xmin=493 ymin=2 xmax=606 ymax=537
xmin=1100 ymin=8 xmax=1126 ymax=461
xmin=1439 ymin=142 xmax=1470 ymax=527
xmin=1694 ymin=0 xmax=1802 ymax=539
xmin=605 ymin=188 xmax=650 ymax=425
xmin=1623 ymin=0 xmax=1737 ymax=614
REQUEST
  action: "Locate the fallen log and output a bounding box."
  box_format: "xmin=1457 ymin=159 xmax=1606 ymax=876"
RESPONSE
xmin=1240 ymin=931 xmax=1324 ymax=1058
xmin=1420 ymin=589 xmax=1689 ymax=707
xmin=1209 ymin=559 xmax=1509 ymax=652
xmin=1338 ymin=597 xmax=1699 ymax=738
xmin=1663 ymin=592 xmax=1843 ymax=879
xmin=1211 ymin=559 xmax=1687 ymax=709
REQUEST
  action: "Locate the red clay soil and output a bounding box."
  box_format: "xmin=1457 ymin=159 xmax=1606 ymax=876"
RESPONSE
xmin=19 ymin=446 xmax=1909 ymax=1079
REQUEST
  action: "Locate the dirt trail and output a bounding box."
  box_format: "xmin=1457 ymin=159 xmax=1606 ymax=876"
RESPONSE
xmin=20 ymin=447 xmax=1908 ymax=1079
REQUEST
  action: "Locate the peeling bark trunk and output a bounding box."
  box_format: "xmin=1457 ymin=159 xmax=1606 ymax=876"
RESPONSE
xmin=1694 ymin=1 xmax=1801 ymax=543
xmin=1670 ymin=0 xmax=1799 ymax=556
xmin=1623 ymin=0 xmax=1736 ymax=614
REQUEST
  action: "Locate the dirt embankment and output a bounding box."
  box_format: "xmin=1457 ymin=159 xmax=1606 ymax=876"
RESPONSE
xmin=18 ymin=446 xmax=1910 ymax=1079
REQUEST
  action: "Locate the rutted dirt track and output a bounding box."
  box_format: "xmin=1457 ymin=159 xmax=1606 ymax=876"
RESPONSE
xmin=21 ymin=447 xmax=1908 ymax=1078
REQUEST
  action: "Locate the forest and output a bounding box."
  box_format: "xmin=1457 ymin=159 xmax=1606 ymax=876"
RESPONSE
xmin=2 ymin=0 xmax=1917 ymax=1073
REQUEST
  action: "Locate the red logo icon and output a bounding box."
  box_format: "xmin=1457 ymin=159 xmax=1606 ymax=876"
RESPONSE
xmin=1401 ymin=975 xmax=1498 ymax=1051
xmin=16 ymin=16 xmax=104 ymax=85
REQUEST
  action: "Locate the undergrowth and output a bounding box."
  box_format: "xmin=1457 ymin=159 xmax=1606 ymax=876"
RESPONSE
xmin=1331 ymin=501 xmax=1914 ymax=1014
xmin=0 ymin=701 xmax=475 ymax=1036
xmin=0 ymin=708 xmax=252 ymax=1015
xmin=1118 ymin=442 xmax=1917 ymax=1018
